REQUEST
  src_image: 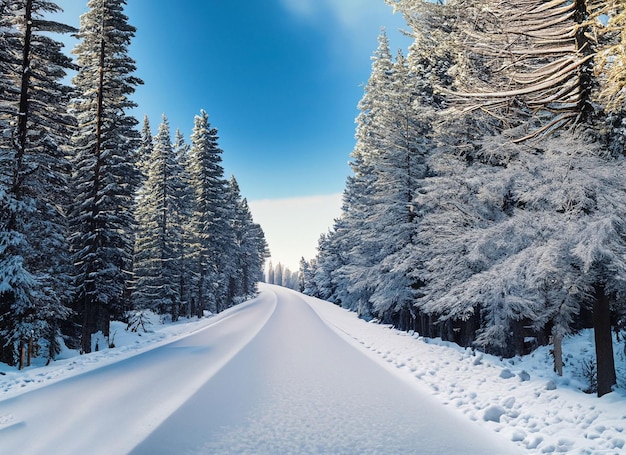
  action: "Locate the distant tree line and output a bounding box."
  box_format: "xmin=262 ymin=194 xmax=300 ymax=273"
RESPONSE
xmin=301 ymin=0 xmax=626 ymax=397
xmin=0 ymin=0 xmax=268 ymax=369
xmin=265 ymin=261 xmax=300 ymax=290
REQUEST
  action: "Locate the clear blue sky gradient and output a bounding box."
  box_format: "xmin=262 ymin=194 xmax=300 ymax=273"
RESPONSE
xmin=55 ymin=0 xmax=411 ymax=201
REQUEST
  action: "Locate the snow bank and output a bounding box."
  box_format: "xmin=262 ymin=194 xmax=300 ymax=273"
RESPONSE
xmin=0 ymin=312 xmax=217 ymax=399
xmin=303 ymin=290 xmax=626 ymax=454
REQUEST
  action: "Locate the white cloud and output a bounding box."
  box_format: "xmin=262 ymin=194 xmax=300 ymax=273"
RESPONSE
xmin=248 ymin=193 xmax=343 ymax=272
xmin=278 ymin=0 xmax=410 ymax=65
xmin=279 ymin=0 xmax=395 ymax=30
xmin=279 ymin=0 xmax=318 ymax=17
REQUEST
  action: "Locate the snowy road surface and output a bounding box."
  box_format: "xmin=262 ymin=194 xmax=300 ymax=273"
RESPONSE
xmin=0 ymin=285 xmax=519 ymax=454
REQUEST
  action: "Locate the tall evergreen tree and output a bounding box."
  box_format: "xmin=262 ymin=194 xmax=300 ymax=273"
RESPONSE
xmin=365 ymin=49 xmax=431 ymax=328
xmin=311 ymin=232 xmax=342 ymax=302
xmin=136 ymin=115 xmax=153 ymax=182
xmin=225 ymin=176 xmax=269 ymax=300
xmin=0 ymin=0 xmax=74 ymax=367
xmin=267 ymin=261 xmax=275 ymax=285
xmin=274 ymin=263 xmax=284 ymax=288
xmin=68 ymin=0 xmax=142 ymax=353
xmin=172 ymin=128 xmax=195 ymax=317
xmin=188 ymin=110 xmax=230 ymax=315
xmin=133 ymin=115 xmax=187 ymax=320
xmin=329 ymin=32 xmax=396 ymax=318
xmin=246 ymin=218 xmax=270 ymax=292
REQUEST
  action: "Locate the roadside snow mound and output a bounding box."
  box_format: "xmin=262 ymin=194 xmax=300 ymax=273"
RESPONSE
xmin=303 ymin=292 xmax=626 ymax=455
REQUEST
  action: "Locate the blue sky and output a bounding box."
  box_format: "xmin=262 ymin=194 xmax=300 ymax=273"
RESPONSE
xmin=54 ymin=0 xmax=411 ymax=270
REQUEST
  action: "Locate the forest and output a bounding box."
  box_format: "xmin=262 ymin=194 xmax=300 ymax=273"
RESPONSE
xmin=301 ymin=0 xmax=626 ymax=397
xmin=0 ymin=0 xmax=269 ymax=369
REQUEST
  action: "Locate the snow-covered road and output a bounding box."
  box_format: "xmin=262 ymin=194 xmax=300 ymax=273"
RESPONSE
xmin=0 ymin=285 xmax=519 ymax=454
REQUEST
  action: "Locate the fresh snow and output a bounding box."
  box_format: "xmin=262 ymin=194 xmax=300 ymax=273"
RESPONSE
xmin=0 ymin=284 xmax=623 ymax=453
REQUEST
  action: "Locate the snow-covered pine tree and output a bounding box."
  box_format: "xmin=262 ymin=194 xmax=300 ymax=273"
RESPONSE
xmin=327 ymin=32 xmax=396 ymax=318
xmin=274 ymin=263 xmax=283 ymax=288
xmin=188 ymin=110 xmax=231 ymax=316
xmin=225 ymin=176 xmax=268 ymax=301
xmin=310 ymin=231 xmax=343 ymax=303
xmin=0 ymin=0 xmax=74 ymax=368
xmin=300 ymin=258 xmax=319 ymax=296
xmin=172 ymin=128 xmax=195 ymax=317
xmin=245 ymin=218 xmax=270 ymax=292
xmin=133 ymin=115 xmax=188 ymax=320
xmin=216 ymin=176 xmax=240 ymax=309
xmin=298 ymin=257 xmax=307 ymax=292
xmin=0 ymin=0 xmax=23 ymax=365
xmin=68 ymin=0 xmax=142 ymax=353
xmin=224 ymin=176 xmax=244 ymax=302
xmin=136 ymin=115 xmax=153 ymax=182
xmin=365 ymin=49 xmax=432 ymax=329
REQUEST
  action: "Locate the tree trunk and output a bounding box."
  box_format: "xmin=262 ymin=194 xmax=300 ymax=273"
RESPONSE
xmin=27 ymin=338 xmax=32 ymax=367
xmin=81 ymin=296 xmax=98 ymax=353
xmin=14 ymin=0 xmax=33 ymax=197
xmin=593 ymin=284 xmax=616 ymax=397
xmin=19 ymin=341 xmax=25 ymax=370
xmin=553 ymin=332 xmax=563 ymax=376
xmin=511 ymin=320 xmax=525 ymax=358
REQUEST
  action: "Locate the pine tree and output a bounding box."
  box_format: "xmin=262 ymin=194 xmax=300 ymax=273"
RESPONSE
xmin=365 ymin=49 xmax=431 ymax=328
xmin=188 ymin=110 xmax=230 ymax=315
xmin=133 ymin=115 xmax=187 ymax=320
xmin=172 ymin=128 xmax=195 ymax=317
xmin=246 ymin=218 xmax=270 ymax=293
xmin=330 ymin=32 xmax=396 ymax=318
xmin=311 ymin=232 xmax=342 ymax=302
xmin=0 ymin=0 xmax=23 ymax=365
xmin=136 ymin=115 xmax=153 ymax=182
xmin=68 ymin=0 xmax=142 ymax=353
xmin=298 ymin=257 xmax=308 ymax=292
xmin=225 ymin=176 xmax=268 ymax=301
xmin=274 ymin=263 xmax=283 ymax=288
xmin=0 ymin=0 xmax=74 ymax=367
xmin=267 ymin=261 xmax=275 ymax=285
xmin=301 ymin=258 xmax=320 ymax=297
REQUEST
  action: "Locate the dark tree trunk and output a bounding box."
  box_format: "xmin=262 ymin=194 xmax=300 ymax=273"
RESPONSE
xmin=440 ymin=319 xmax=454 ymax=342
xmin=510 ymin=320 xmax=525 ymax=358
xmin=593 ymin=284 xmax=616 ymax=397
xmin=14 ymin=0 xmax=33 ymax=198
xmin=81 ymin=296 xmax=98 ymax=353
xmin=553 ymin=332 xmax=563 ymax=376
xmin=197 ymin=270 xmax=205 ymax=318
xmin=458 ymin=313 xmax=478 ymax=348
xmin=81 ymin=297 xmax=110 ymax=353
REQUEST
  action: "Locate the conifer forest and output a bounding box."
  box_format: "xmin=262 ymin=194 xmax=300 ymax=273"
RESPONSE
xmin=0 ymin=0 xmax=269 ymax=369
xmin=300 ymin=0 xmax=626 ymax=397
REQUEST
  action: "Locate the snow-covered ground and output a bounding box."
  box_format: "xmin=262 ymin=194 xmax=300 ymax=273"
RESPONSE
xmin=0 ymin=284 xmax=624 ymax=453
xmin=306 ymin=292 xmax=626 ymax=454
